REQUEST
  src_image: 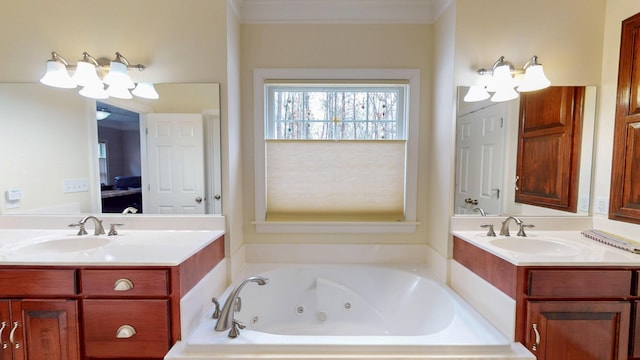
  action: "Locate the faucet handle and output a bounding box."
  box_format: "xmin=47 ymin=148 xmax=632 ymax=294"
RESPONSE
xmin=228 ymin=319 xmax=246 ymax=338
xmin=517 ymin=224 xmax=535 ymax=237
xmin=480 ymin=224 xmax=496 ymax=237
xmin=211 ymin=298 xmax=221 ymax=319
xmin=108 ymin=223 xmax=123 ymax=236
xmin=68 ymin=222 xmax=88 ymax=236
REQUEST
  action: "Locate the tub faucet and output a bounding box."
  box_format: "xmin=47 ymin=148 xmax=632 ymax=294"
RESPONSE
xmin=215 ymin=276 xmax=269 ymax=338
xmin=499 ymin=215 xmax=523 ymax=237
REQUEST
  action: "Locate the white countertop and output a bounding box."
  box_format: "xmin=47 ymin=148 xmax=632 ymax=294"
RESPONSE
xmin=452 ymin=230 xmax=640 ymax=266
xmin=0 ymin=229 xmax=224 ymax=266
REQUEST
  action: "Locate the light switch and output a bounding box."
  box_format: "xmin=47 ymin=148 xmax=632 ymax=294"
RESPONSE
xmin=5 ymin=188 xmax=23 ymax=209
xmin=63 ymin=178 xmax=89 ymax=193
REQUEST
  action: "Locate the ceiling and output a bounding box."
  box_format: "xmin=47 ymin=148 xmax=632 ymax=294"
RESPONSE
xmin=230 ymin=0 xmax=452 ymax=24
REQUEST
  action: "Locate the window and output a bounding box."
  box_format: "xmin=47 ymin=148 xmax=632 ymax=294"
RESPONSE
xmin=254 ymin=69 xmax=420 ymax=233
xmin=266 ymin=84 xmax=405 ymax=140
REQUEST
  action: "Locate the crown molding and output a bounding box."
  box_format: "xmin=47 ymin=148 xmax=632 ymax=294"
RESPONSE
xmin=228 ymin=0 xmax=243 ymax=19
xmin=237 ymin=0 xmax=452 ymax=24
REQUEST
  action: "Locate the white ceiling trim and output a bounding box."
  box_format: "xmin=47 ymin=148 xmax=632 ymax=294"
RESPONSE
xmin=231 ymin=0 xmax=452 ymax=24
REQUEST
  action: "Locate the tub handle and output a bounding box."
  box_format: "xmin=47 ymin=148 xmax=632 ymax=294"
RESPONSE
xmin=211 ymin=298 xmax=221 ymax=319
xmin=228 ymin=320 xmax=246 ymax=339
xmin=531 ymin=323 xmax=540 ymax=351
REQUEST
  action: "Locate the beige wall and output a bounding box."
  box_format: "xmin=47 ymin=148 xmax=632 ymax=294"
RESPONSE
xmin=0 ymin=85 xmax=94 ymax=213
xmin=240 ymin=24 xmax=433 ymax=245
xmin=592 ymin=0 xmax=640 ymax=237
xmin=450 ymin=0 xmax=640 ymax=240
xmin=0 ymin=0 xmax=228 ymax=83
xmin=430 ymin=3 xmax=457 ymax=256
xmin=3 ymin=0 xmax=639 ymax=258
xmin=454 ymin=0 xmax=605 ymax=86
xmin=0 ymin=0 xmax=239 ymax=218
xmin=225 ymin=6 xmax=245 ymax=257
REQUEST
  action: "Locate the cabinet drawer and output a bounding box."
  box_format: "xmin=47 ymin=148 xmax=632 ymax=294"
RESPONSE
xmin=81 ymin=269 xmax=169 ymax=296
xmin=83 ymin=299 xmax=170 ymax=358
xmin=528 ymin=269 xmax=632 ymax=298
xmin=0 ymin=269 xmax=76 ymax=296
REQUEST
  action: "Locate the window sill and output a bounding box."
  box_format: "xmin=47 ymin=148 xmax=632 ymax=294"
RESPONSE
xmin=252 ymin=220 xmax=419 ymax=234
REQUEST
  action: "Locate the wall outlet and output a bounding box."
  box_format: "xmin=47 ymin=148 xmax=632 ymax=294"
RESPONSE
xmin=63 ymin=178 xmax=89 ymax=193
xmin=595 ymin=197 xmax=609 ymax=215
xmin=578 ymin=195 xmax=590 ymax=212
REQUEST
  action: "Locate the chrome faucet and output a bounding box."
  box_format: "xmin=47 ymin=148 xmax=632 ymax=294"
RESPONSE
xmin=215 ymin=276 xmax=269 ymax=338
xmin=473 ymin=207 xmax=487 ymax=216
xmin=499 ymin=215 xmax=523 ymax=237
xmin=78 ymin=216 xmax=106 ymax=236
xmin=121 ymin=206 xmax=138 ymax=214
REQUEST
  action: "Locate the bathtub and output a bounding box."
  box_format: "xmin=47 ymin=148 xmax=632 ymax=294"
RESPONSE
xmin=166 ymin=264 xmax=533 ymax=360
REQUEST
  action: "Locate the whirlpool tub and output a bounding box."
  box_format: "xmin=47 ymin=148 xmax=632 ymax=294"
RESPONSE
xmin=166 ymin=264 xmax=533 ymax=360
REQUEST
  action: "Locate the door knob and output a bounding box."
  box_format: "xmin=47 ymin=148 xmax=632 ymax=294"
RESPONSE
xmin=195 ymin=196 xmax=203 ymax=203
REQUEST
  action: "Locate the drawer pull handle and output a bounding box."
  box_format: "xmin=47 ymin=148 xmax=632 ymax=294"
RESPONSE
xmin=532 ymin=323 xmax=540 ymax=351
xmin=114 ymin=278 xmax=134 ymax=291
xmin=0 ymin=321 xmax=7 ymax=349
xmin=116 ymin=325 xmax=137 ymax=339
xmin=9 ymin=322 xmax=19 ymax=349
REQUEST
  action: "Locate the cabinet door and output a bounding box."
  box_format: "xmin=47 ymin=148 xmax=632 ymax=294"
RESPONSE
xmin=633 ymin=301 xmax=640 ymax=358
xmin=610 ymin=12 xmax=640 ymax=224
xmin=0 ymin=301 xmax=9 ymax=360
xmin=515 ymin=86 xmax=584 ymax=212
xmin=526 ymin=300 xmax=630 ymax=360
xmin=12 ymin=299 xmax=80 ymax=360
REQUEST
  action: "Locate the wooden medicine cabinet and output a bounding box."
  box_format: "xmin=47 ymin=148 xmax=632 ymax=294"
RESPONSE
xmin=610 ymin=12 xmax=640 ymax=225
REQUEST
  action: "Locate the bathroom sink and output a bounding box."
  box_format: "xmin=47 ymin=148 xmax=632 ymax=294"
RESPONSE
xmin=489 ymin=237 xmax=580 ymax=256
xmin=8 ymin=236 xmax=110 ymax=254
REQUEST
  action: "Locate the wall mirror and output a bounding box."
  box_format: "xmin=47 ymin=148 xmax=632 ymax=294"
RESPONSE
xmin=454 ymin=86 xmax=597 ymax=216
xmin=0 ymin=83 xmax=221 ymax=215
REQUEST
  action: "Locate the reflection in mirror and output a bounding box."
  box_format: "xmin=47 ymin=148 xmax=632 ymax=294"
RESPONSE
xmin=0 ymin=83 xmax=221 ymax=215
xmin=454 ymin=86 xmax=596 ymax=216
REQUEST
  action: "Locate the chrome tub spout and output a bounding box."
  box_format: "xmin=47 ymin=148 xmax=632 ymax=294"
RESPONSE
xmin=215 ymin=276 xmax=269 ymax=338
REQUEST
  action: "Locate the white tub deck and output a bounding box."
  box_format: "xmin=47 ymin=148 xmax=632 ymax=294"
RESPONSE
xmin=166 ymin=264 xmax=534 ymax=360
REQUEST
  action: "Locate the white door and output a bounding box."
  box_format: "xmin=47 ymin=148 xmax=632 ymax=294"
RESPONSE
xmin=143 ymin=113 xmax=205 ymax=214
xmin=455 ymin=103 xmax=506 ymax=215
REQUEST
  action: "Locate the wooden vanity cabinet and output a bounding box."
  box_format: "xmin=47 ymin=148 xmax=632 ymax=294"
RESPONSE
xmin=523 ymin=269 xmax=632 ymax=360
xmin=453 ymin=236 xmax=638 ymax=360
xmin=0 ymin=269 xmax=81 ymax=360
xmin=80 ymin=268 xmax=172 ymax=359
xmin=0 ymin=234 xmax=225 ymax=360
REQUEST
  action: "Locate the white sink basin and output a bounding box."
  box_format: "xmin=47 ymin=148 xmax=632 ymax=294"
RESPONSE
xmin=8 ymin=236 xmax=110 ymax=253
xmin=489 ymin=237 xmax=580 ymax=256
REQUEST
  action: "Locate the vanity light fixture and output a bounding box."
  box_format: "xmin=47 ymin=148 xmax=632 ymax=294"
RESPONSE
xmin=39 ymin=51 xmax=159 ymax=100
xmin=464 ymin=55 xmax=551 ymax=103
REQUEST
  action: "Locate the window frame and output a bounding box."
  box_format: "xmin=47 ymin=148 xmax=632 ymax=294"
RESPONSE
xmin=253 ymin=69 xmax=421 ymax=233
xmin=265 ymin=83 xmax=407 ymax=141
